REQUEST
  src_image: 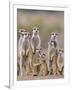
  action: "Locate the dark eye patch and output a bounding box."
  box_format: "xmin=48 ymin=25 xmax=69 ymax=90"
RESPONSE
xmin=59 ymin=49 xmax=61 ymax=52
xmin=21 ymin=30 xmax=24 ymax=32
xmin=37 ymin=28 xmax=39 ymax=30
xmin=22 ymin=34 xmax=24 ymax=36
xmin=33 ymin=28 xmax=36 ymax=30
xmin=25 ymin=33 xmax=27 ymax=35
xmin=43 ymin=54 xmax=46 ymax=56
xmin=51 ymin=33 xmax=54 ymax=35
xmin=61 ymin=50 xmax=64 ymax=53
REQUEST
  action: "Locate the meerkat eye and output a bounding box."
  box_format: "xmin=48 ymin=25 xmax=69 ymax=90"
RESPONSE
xmin=25 ymin=33 xmax=27 ymax=35
xmin=62 ymin=50 xmax=64 ymax=53
xmin=52 ymin=33 xmax=54 ymax=35
xmin=43 ymin=54 xmax=46 ymax=56
xmin=37 ymin=28 xmax=39 ymax=30
xmin=22 ymin=34 xmax=24 ymax=36
xmin=59 ymin=49 xmax=61 ymax=52
xmin=33 ymin=28 xmax=36 ymax=30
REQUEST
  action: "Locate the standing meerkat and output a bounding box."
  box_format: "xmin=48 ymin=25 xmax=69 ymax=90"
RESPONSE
xmin=22 ymin=31 xmax=30 ymax=56
xmin=47 ymin=32 xmax=59 ymax=74
xmin=57 ymin=49 xmax=64 ymax=75
xmin=47 ymin=40 xmax=57 ymax=75
xmin=31 ymin=27 xmax=41 ymax=54
xmin=18 ymin=30 xmax=30 ymax=77
xmin=18 ymin=29 xmax=26 ymax=57
xmin=18 ymin=29 xmax=26 ymax=77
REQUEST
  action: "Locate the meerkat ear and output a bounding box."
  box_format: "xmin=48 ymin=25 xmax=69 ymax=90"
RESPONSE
xmin=37 ymin=25 xmax=40 ymax=28
xmin=37 ymin=27 xmax=39 ymax=31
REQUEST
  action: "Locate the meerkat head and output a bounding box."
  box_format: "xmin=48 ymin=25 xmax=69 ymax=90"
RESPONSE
xmin=38 ymin=49 xmax=46 ymax=60
xmin=50 ymin=32 xmax=58 ymax=41
xmin=48 ymin=40 xmax=57 ymax=48
xmin=23 ymin=31 xmax=30 ymax=39
xmin=58 ymin=49 xmax=64 ymax=56
xmin=32 ymin=27 xmax=39 ymax=35
xmin=19 ymin=29 xmax=27 ymax=37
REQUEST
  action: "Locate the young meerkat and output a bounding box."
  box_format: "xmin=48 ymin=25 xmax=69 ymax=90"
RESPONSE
xmin=57 ymin=49 xmax=64 ymax=75
xmin=31 ymin=27 xmax=41 ymax=54
xmin=39 ymin=52 xmax=48 ymax=76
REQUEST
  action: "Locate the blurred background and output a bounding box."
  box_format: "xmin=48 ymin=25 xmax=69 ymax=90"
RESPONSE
xmin=17 ymin=9 xmax=64 ymax=48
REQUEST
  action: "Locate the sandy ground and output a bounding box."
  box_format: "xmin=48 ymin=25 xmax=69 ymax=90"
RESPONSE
xmin=17 ymin=75 xmax=64 ymax=81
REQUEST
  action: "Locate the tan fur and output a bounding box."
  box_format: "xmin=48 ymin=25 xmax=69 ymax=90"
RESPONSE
xmin=38 ymin=52 xmax=48 ymax=76
xmin=57 ymin=49 xmax=64 ymax=75
xmin=51 ymin=55 xmax=57 ymax=75
xmin=19 ymin=48 xmax=24 ymax=77
xmin=27 ymin=45 xmax=36 ymax=76
xmin=19 ymin=48 xmax=28 ymax=76
xmin=48 ymin=49 xmax=57 ymax=75
xmin=39 ymin=61 xmax=48 ymax=76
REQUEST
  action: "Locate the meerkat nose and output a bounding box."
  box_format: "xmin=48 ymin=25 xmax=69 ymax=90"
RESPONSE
xmin=36 ymin=30 xmax=37 ymax=32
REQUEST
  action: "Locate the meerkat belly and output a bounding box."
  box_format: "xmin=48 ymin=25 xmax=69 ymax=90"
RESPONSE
xmin=58 ymin=56 xmax=64 ymax=71
xmin=22 ymin=40 xmax=29 ymax=51
xmin=32 ymin=37 xmax=39 ymax=48
xmin=18 ymin=38 xmax=23 ymax=56
xmin=49 ymin=48 xmax=56 ymax=60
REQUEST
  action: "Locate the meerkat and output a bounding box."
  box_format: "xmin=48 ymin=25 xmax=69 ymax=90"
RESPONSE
xmin=22 ymin=31 xmax=30 ymax=56
xmin=18 ymin=29 xmax=26 ymax=77
xmin=38 ymin=52 xmax=48 ymax=76
xmin=18 ymin=29 xmax=26 ymax=57
xmin=57 ymin=49 xmax=64 ymax=75
xmin=47 ymin=40 xmax=57 ymax=75
xmin=18 ymin=30 xmax=30 ymax=77
xmin=31 ymin=27 xmax=41 ymax=54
